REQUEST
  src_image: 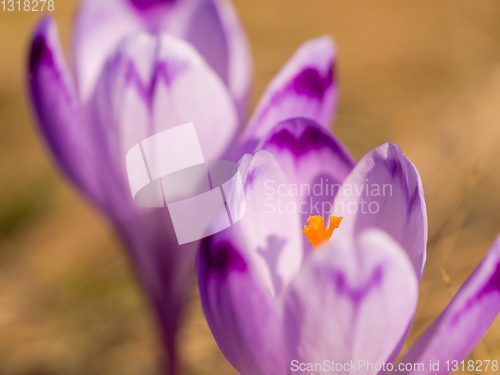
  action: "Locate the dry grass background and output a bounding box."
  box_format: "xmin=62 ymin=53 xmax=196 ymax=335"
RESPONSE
xmin=1 ymin=0 xmax=500 ymax=374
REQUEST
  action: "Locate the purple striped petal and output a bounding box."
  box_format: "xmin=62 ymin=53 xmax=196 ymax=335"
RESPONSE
xmin=183 ymin=0 xmax=253 ymax=120
xmin=198 ymin=150 xmax=299 ymax=375
xmin=257 ymin=118 xmax=355 ymax=186
xmin=225 ymin=150 xmax=303 ymax=296
xmin=331 ymin=142 xmax=428 ymax=281
xmin=328 ymin=143 xmax=427 ymax=370
xmin=237 ymin=36 xmax=338 ymax=154
xmin=28 ymin=17 xmax=104 ymax=208
xmin=88 ymin=32 xmax=238 ymax=175
xmin=397 ymin=235 xmax=500 ymax=375
xmin=284 ymin=229 xmax=418 ymax=374
xmin=72 ymin=0 xmax=145 ymax=102
xmin=257 ymin=118 xmax=355 ymax=251
xmin=198 ymin=237 xmax=286 ymax=375
xmin=148 ymin=33 xmax=238 ymax=158
xmin=73 ymin=0 xmax=253 ymax=118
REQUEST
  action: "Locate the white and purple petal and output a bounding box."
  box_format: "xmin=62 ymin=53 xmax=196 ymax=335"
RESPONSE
xmin=398 ymin=235 xmax=500 ymax=375
xmin=198 ymin=151 xmax=298 ymax=375
xmin=257 ymin=118 xmax=355 ymax=187
xmin=198 ymin=236 xmax=286 ymax=375
xmin=257 ymin=117 xmax=355 ymax=251
xmin=72 ymin=0 xmax=145 ymax=102
xmin=181 ymin=0 xmax=253 ymax=119
xmin=89 ymin=32 xmax=238 ymax=182
xmin=332 ymin=142 xmax=428 ymax=281
xmin=226 ymin=150 xmax=303 ymax=296
xmin=284 ymin=229 xmax=418 ymax=375
xmin=237 ymin=36 xmax=338 ymax=155
xmin=203 ymin=151 xmax=302 ymax=289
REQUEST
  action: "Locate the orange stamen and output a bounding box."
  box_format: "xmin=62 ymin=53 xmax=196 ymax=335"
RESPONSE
xmin=302 ymin=215 xmax=343 ymax=250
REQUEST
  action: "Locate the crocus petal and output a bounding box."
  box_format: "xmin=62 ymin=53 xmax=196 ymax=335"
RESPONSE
xmin=257 ymin=117 xmax=355 ymax=251
xmin=198 ymin=234 xmax=287 ymax=375
xmin=72 ymin=0 xmax=145 ymax=102
xmin=28 ymin=17 xmax=104 ymax=208
xmin=284 ymin=229 xmax=418 ymax=375
xmin=236 ymin=36 xmax=338 ymax=155
xmin=257 ymin=118 xmax=355 ymax=187
xmin=224 ymin=150 xmax=303 ymax=296
xmin=397 ymin=235 xmax=500 ymax=375
xmin=182 ymin=0 xmax=253 ymax=119
xmin=89 ymin=32 xmax=238 ymax=173
xmin=328 ymin=143 xmax=426 ymax=375
xmin=73 ymin=0 xmax=253 ymax=117
xmin=198 ymin=150 xmax=301 ymax=375
xmin=332 ymin=142 xmax=428 ymax=281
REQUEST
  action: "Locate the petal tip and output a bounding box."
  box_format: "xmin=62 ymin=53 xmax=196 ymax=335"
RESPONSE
xmin=29 ymin=16 xmax=58 ymax=76
xmin=259 ymin=117 xmax=355 ymax=164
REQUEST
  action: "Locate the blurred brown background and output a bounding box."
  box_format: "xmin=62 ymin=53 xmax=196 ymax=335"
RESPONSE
xmin=1 ymin=0 xmax=500 ymax=374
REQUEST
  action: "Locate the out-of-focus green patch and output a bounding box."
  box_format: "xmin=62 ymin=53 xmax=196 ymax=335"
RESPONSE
xmin=0 ymin=173 xmax=55 ymax=241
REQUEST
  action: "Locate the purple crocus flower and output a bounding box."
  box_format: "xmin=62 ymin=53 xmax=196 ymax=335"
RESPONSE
xmin=197 ymin=118 xmax=500 ymax=375
xmin=27 ymin=0 xmax=338 ymax=371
